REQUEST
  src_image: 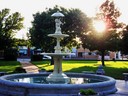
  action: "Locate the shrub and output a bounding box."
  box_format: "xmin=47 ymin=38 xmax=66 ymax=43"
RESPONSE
xmin=80 ymin=89 xmax=97 ymax=95
xmin=13 ymin=67 xmax=26 ymax=73
xmin=4 ymin=48 xmax=18 ymax=61
xmin=31 ymin=55 xmax=42 ymax=61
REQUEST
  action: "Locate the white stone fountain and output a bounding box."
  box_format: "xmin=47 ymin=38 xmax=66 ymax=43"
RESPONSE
xmin=42 ymin=11 xmax=72 ymax=83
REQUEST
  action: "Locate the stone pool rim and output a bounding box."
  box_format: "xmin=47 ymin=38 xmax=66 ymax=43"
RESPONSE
xmin=0 ymin=72 xmax=117 ymax=96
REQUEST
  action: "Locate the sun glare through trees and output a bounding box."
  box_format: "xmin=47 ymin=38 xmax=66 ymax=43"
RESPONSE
xmin=93 ymin=20 xmax=106 ymax=33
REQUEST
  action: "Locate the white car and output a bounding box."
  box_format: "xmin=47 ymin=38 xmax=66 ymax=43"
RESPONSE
xmin=43 ymin=55 xmax=51 ymax=59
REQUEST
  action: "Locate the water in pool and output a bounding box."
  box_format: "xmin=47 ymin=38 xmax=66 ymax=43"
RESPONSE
xmin=11 ymin=76 xmax=103 ymax=84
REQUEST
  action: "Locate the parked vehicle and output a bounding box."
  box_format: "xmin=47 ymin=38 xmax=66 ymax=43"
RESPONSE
xmin=43 ymin=55 xmax=51 ymax=59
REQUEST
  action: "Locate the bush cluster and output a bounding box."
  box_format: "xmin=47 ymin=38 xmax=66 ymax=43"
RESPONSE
xmin=80 ymin=89 xmax=97 ymax=95
xmin=13 ymin=67 xmax=26 ymax=73
xmin=4 ymin=48 xmax=18 ymax=61
xmin=31 ymin=55 xmax=42 ymax=61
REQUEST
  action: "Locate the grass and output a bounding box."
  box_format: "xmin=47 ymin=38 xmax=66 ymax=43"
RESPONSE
xmin=32 ymin=60 xmax=128 ymax=80
xmin=0 ymin=61 xmax=21 ymax=73
xmin=0 ymin=60 xmax=128 ymax=80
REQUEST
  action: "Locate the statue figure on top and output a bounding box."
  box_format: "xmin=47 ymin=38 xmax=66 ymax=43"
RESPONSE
xmin=55 ymin=18 xmax=62 ymax=34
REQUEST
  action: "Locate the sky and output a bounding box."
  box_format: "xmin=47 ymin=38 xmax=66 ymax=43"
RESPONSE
xmin=0 ymin=0 xmax=128 ymax=39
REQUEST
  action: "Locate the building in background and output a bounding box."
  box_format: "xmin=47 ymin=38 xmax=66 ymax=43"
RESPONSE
xmin=66 ymin=45 xmax=122 ymax=60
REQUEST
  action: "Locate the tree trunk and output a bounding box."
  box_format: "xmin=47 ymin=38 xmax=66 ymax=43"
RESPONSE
xmin=101 ymin=50 xmax=105 ymax=66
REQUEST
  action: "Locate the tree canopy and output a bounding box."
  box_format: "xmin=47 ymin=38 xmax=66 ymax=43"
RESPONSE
xmin=14 ymin=38 xmax=30 ymax=47
xmin=0 ymin=8 xmax=24 ymax=50
xmin=29 ymin=6 xmax=91 ymax=52
xmin=80 ymin=0 xmax=122 ymax=66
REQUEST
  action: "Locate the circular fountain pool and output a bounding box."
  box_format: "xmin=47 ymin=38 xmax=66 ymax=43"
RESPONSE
xmin=10 ymin=74 xmax=104 ymax=84
xmin=0 ymin=72 xmax=117 ymax=96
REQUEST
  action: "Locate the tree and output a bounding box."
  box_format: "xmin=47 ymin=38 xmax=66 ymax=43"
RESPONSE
xmin=80 ymin=0 xmax=122 ymax=66
xmin=0 ymin=8 xmax=24 ymax=50
xmin=120 ymin=25 xmax=128 ymax=55
xmin=29 ymin=6 xmax=91 ymax=52
xmin=14 ymin=38 xmax=30 ymax=47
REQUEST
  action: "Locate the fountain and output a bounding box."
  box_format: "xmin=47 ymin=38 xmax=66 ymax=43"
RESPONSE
xmin=41 ymin=11 xmax=71 ymax=84
xmin=0 ymin=11 xmax=117 ymax=96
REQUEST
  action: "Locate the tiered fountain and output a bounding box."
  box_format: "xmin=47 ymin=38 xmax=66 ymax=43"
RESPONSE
xmin=42 ymin=11 xmax=72 ymax=83
xmin=0 ymin=11 xmax=117 ymax=96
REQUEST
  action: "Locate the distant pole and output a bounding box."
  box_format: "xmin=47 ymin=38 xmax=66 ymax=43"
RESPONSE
xmin=27 ymin=47 xmax=30 ymax=57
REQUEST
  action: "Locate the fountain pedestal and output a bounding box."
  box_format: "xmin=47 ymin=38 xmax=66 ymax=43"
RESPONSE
xmin=43 ymin=53 xmax=74 ymax=83
xmin=46 ymin=55 xmax=70 ymax=83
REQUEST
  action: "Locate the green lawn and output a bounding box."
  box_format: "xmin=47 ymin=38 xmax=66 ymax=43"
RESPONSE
xmin=32 ymin=60 xmax=128 ymax=80
xmin=0 ymin=60 xmax=128 ymax=80
xmin=0 ymin=61 xmax=21 ymax=73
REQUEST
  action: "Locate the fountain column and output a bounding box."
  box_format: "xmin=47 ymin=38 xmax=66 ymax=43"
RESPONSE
xmin=53 ymin=56 xmax=62 ymax=74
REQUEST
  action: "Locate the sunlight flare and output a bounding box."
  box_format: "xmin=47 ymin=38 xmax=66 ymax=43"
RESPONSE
xmin=93 ymin=20 xmax=106 ymax=32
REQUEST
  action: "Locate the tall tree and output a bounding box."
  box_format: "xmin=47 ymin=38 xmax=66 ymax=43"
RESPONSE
xmin=29 ymin=6 xmax=91 ymax=52
xmin=0 ymin=8 xmax=24 ymax=50
xmin=80 ymin=0 xmax=122 ymax=66
xmin=120 ymin=25 xmax=128 ymax=55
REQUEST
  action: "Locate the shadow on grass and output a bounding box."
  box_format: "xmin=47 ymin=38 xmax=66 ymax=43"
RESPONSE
xmin=65 ymin=66 xmax=128 ymax=80
xmin=65 ymin=66 xmax=98 ymax=73
xmin=104 ymin=67 xmax=128 ymax=80
xmin=31 ymin=61 xmax=50 ymax=64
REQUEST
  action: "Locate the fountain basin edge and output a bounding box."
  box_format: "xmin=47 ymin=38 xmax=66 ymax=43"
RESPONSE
xmin=0 ymin=73 xmax=117 ymax=96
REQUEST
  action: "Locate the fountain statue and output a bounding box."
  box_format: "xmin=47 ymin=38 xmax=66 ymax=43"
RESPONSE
xmin=42 ymin=11 xmax=72 ymax=83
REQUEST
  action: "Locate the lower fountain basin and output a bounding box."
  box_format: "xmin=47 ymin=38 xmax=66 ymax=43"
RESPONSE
xmin=0 ymin=73 xmax=117 ymax=96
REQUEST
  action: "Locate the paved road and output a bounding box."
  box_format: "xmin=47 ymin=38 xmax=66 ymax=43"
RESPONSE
xmin=21 ymin=62 xmax=39 ymax=73
xmin=107 ymin=80 xmax=128 ymax=96
xmin=17 ymin=58 xmax=39 ymax=73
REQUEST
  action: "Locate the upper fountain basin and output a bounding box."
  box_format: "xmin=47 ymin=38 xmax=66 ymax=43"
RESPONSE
xmin=40 ymin=53 xmax=75 ymax=56
xmin=48 ymin=34 xmax=69 ymax=38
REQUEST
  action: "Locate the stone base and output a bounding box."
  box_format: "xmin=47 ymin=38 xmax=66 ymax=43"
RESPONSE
xmin=46 ymin=73 xmax=70 ymax=84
